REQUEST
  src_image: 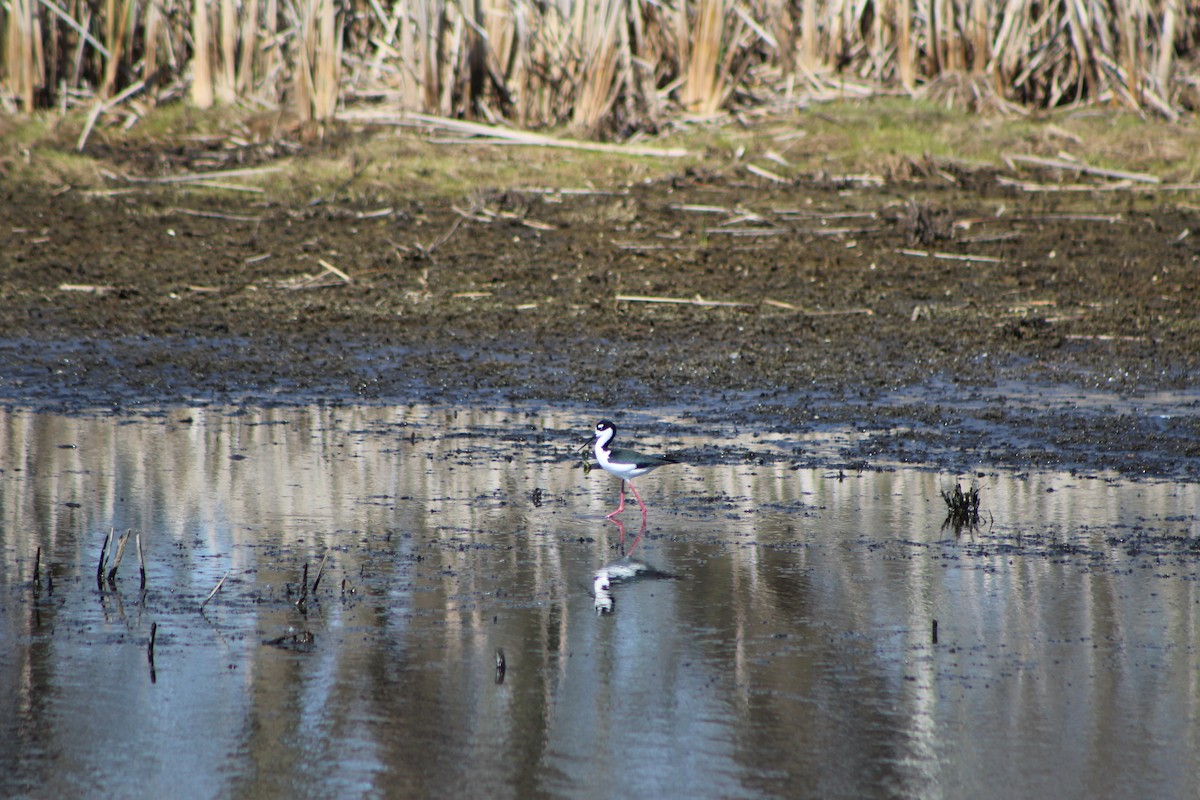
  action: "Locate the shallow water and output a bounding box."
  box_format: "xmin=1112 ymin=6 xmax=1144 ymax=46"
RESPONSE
xmin=2 ymin=405 xmax=1199 ymax=799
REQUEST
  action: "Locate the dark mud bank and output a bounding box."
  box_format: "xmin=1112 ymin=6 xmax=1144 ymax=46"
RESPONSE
xmin=2 ymin=173 xmax=1199 ymax=479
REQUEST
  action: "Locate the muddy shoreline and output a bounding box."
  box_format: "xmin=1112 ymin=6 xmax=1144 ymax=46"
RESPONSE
xmin=2 ymin=167 xmax=1198 ymax=479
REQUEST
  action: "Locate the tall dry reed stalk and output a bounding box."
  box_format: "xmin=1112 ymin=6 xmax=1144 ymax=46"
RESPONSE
xmin=294 ymin=0 xmax=341 ymax=122
xmin=192 ymin=0 xmax=214 ymax=107
xmin=571 ymin=0 xmax=626 ymax=134
xmin=5 ymin=0 xmax=38 ymax=111
xmin=682 ymin=0 xmax=728 ymax=115
xmin=0 ymin=0 xmax=1197 ymax=131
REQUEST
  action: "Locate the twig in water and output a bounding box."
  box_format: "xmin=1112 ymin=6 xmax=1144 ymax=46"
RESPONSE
xmin=107 ymin=529 xmax=132 ymax=584
xmin=148 ymin=622 xmax=158 ymax=683
xmin=296 ymin=563 xmax=309 ymax=612
xmin=311 ymin=551 xmax=330 ymax=595
xmin=136 ymin=532 xmax=146 ymax=592
xmin=200 ymin=571 xmax=230 ymax=611
xmin=97 ymin=528 xmax=114 ymax=589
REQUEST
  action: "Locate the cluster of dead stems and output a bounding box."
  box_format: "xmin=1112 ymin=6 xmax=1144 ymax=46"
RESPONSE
xmin=2 ymin=0 xmax=1198 ymax=134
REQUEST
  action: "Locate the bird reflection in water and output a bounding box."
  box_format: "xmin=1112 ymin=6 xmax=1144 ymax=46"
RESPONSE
xmin=591 ymin=516 xmax=675 ymax=615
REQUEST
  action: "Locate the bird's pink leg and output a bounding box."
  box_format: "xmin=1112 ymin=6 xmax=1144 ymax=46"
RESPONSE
xmin=628 ymin=481 xmax=649 ymax=517
xmin=606 ymin=480 xmax=626 ymax=518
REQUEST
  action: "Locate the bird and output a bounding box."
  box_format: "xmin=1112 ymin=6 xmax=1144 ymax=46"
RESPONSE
xmin=583 ymin=420 xmax=679 ymax=518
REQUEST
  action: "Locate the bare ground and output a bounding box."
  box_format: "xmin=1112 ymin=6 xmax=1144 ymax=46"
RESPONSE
xmin=3 ymin=147 xmax=1200 ymax=479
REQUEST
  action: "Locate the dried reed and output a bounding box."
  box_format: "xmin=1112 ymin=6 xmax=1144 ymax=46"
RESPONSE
xmin=0 ymin=0 xmax=1197 ymax=133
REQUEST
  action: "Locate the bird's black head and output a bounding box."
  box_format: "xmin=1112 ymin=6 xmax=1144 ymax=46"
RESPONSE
xmin=583 ymin=420 xmax=616 ymax=451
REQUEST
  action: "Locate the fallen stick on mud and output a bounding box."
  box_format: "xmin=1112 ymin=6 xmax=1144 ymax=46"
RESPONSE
xmin=200 ymin=571 xmax=230 ymax=611
xmin=356 ymin=112 xmax=693 ymax=159
xmin=523 ymin=187 xmax=630 ymax=197
xmin=616 ymin=294 xmax=752 ymax=308
xmin=614 ymin=242 xmax=690 ymax=251
xmin=60 ymin=284 xmax=115 ymax=294
xmin=1003 ymin=153 xmax=1160 ymax=184
xmin=705 ymin=227 xmax=786 ymax=237
xmin=897 ymin=249 xmax=1004 ymax=264
xmin=77 ymin=79 xmax=145 ymax=152
xmin=786 ymin=226 xmax=881 ymax=236
xmin=997 ymin=177 xmax=1137 ymax=192
xmin=669 ymin=204 xmax=734 ymax=214
xmin=169 ymin=207 xmax=265 ymax=222
xmin=745 ymin=163 xmax=787 ymax=183
xmin=995 ymin=177 xmax=1200 ymax=194
xmin=1063 ymin=334 xmax=1149 ymax=343
xmin=412 ymin=217 xmax=463 ymax=257
xmin=762 ymin=299 xmax=874 ymax=315
xmin=289 ymin=260 xmax=352 ymax=290
xmin=451 ymin=205 xmax=494 ymax=223
xmin=183 ymin=182 xmax=267 ymax=194
xmin=317 ymin=259 xmax=352 ymax=284
xmin=122 ymin=164 xmax=287 ymax=185
xmin=772 ymin=210 xmax=878 ymax=220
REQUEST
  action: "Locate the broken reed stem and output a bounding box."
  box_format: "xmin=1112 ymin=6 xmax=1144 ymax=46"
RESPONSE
xmin=136 ymin=531 xmax=146 ymax=591
xmin=615 ymin=293 xmax=751 ymax=307
xmin=106 ymin=529 xmax=132 ymax=584
xmin=200 ymin=570 xmax=230 ymax=611
xmin=311 ymin=550 xmax=329 ymax=594
xmin=97 ymin=528 xmax=114 ymax=589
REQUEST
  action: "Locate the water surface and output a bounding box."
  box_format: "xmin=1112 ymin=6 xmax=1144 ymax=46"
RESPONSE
xmin=2 ymin=405 xmax=1198 ymax=799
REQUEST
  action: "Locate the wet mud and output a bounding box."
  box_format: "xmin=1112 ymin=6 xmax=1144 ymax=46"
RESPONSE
xmin=2 ymin=159 xmax=1199 ymax=479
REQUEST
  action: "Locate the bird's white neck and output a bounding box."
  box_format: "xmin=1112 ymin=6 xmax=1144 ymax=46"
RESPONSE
xmin=593 ymin=429 xmax=614 ymax=464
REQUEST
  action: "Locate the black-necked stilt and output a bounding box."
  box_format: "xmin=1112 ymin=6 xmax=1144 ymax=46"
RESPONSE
xmin=584 ymin=420 xmax=679 ymax=518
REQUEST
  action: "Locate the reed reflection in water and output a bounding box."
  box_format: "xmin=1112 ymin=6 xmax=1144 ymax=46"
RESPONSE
xmin=1 ymin=404 xmax=1198 ymax=799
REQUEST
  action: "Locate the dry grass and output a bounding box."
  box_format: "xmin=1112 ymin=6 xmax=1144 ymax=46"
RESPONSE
xmin=2 ymin=0 xmax=1198 ymax=135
